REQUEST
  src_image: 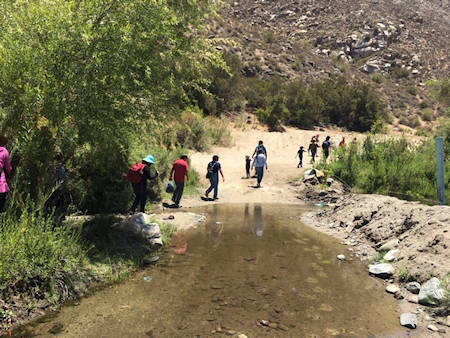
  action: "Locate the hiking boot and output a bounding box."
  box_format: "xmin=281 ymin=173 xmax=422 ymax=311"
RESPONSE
xmin=205 ymin=191 xmax=209 ymax=198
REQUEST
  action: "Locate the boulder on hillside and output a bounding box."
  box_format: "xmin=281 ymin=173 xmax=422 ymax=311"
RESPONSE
xmin=419 ymin=277 xmax=445 ymax=306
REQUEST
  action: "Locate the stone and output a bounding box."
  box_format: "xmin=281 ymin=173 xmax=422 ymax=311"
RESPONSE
xmin=149 ymin=237 xmax=163 ymax=249
xmin=141 ymin=223 xmax=161 ymax=239
xmin=427 ymin=324 xmax=439 ymax=332
xmin=406 ymin=282 xmax=421 ymax=294
xmin=419 ymin=277 xmax=445 ymax=306
xmin=407 ymin=295 xmax=419 ymax=304
xmin=326 ymin=178 xmax=334 ymax=186
xmin=143 ymin=256 xmax=160 ymax=265
xmin=383 ymin=249 xmax=399 ymax=262
xmin=337 ymin=254 xmax=346 ymax=260
xmin=447 ymin=316 xmax=450 ymax=327
xmin=378 ymin=238 xmax=399 ymax=251
xmin=368 ymin=263 xmax=394 ymax=279
xmin=400 ymin=313 xmax=417 ymax=329
xmin=237 ymin=334 xmax=248 ymax=338
xmin=386 ymin=284 xmax=400 ymax=294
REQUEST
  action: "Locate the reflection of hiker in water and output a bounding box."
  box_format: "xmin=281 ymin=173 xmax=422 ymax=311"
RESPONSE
xmin=252 ymin=205 xmax=264 ymax=237
xmin=206 ymin=205 xmax=224 ymax=247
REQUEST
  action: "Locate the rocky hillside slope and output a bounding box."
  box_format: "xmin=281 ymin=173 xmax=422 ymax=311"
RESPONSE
xmin=210 ymin=0 xmax=450 ymax=129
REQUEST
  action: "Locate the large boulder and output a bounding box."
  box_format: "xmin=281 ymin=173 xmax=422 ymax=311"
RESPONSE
xmin=419 ymin=277 xmax=445 ymax=306
xmin=118 ymin=213 xmax=163 ymax=248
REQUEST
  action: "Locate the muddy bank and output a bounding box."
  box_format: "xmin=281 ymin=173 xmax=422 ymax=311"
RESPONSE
xmin=0 ymin=211 xmax=204 ymax=335
xmin=298 ymin=181 xmax=450 ymax=334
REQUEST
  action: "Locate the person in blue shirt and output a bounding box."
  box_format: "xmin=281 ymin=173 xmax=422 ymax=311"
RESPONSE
xmin=322 ymin=136 xmax=331 ymax=159
xmin=205 ymin=155 xmax=225 ymax=200
xmin=252 ymin=149 xmax=268 ymax=188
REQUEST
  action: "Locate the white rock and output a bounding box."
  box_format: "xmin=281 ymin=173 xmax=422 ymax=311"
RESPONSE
xmin=337 ymin=255 xmax=346 ymax=260
xmin=383 ymin=249 xmax=399 ymax=262
xmin=379 ymin=238 xmax=399 ymax=251
xmin=419 ymin=278 xmax=445 ymax=306
xmin=400 ymin=313 xmax=418 ymax=329
xmin=369 ymin=263 xmax=394 ymax=279
xmin=386 ymin=284 xmax=400 ymax=294
xmin=427 ymin=324 xmax=439 ymax=332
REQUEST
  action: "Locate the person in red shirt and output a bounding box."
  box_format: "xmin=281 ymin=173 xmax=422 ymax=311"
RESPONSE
xmin=169 ymin=154 xmax=189 ymax=208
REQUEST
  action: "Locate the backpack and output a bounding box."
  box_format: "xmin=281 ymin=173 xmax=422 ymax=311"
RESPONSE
xmin=127 ymin=163 xmax=146 ymax=184
xmin=256 ymin=144 xmax=266 ymax=154
xmin=206 ymin=161 xmax=214 ymax=179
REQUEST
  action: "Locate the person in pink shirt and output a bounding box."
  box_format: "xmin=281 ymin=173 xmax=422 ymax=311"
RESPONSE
xmin=0 ymin=136 xmax=12 ymax=213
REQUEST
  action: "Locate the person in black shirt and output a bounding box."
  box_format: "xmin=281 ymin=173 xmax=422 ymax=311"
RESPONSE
xmin=296 ymin=146 xmax=305 ymax=168
xmin=245 ymin=155 xmax=251 ymax=178
xmin=322 ymin=136 xmax=331 ymax=159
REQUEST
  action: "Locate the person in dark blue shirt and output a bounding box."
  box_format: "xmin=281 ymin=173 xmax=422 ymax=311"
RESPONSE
xmin=205 ymin=155 xmax=225 ymax=200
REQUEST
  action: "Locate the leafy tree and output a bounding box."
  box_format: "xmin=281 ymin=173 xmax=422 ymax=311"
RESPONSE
xmin=0 ymin=0 xmax=223 ymax=211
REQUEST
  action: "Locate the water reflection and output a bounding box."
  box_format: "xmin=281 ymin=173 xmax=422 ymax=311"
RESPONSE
xmin=252 ymin=204 xmax=264 ymax=237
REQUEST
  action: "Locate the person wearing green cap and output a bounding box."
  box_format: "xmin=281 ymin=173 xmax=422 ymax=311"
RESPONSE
xmin=129 ymin=155 xmax=159 ymax=213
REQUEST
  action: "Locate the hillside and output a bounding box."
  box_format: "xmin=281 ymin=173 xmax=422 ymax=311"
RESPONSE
xmin=210 ymin=0 xmax=450 ymax=130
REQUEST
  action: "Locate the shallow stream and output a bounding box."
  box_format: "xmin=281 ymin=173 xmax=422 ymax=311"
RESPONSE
xmin=18 ymin=204 xmax=402 ymax=337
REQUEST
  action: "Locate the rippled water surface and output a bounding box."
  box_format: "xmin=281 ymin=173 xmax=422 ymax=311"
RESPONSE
xmin=19 ymin=204 xmax=402 ymax=337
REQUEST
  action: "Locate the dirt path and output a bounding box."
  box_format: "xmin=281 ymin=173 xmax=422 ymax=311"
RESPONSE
xmin=183 ymin=126 xmax=356 ymax=207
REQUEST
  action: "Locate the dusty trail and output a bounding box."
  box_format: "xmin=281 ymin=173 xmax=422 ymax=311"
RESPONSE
xmin=183 ymin=126 xmax=355 ymax=207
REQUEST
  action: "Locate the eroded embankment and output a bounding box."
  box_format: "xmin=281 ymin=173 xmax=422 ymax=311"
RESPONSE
xmin=302 ymin=190 xmax=449 ymax=283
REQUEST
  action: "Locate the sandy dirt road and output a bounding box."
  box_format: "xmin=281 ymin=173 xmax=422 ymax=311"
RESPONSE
xmin=182 ymin=126 xmax=358 ymax=207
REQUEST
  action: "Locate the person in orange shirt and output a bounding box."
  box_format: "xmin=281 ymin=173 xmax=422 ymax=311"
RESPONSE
xmin=169 ymin=154 xmax=189 ymax=208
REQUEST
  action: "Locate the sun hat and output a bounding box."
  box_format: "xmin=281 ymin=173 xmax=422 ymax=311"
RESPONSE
xmin=143 ymin=155 xmax=155 ymax=164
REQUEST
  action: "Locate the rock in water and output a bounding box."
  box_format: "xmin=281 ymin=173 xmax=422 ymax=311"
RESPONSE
xmin=405 ymin=282 xmax=421 ymax=294
xmin=368 ymin=263 xmax=394 ymax=279
xmin=419 ymin=277 xmax=445 ymax=306
xmin=383 ymin=249 xmax=399 ymax=262
xmin=400 ymin=313 xmax=418 ymax=329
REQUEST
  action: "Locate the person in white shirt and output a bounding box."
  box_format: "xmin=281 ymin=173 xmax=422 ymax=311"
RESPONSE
xmin=252 ymin=150 xmax=268 ymax=188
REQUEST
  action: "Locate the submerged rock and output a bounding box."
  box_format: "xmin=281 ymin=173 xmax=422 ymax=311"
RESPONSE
xmin=419 ymin=277 xmax=445 ymax=306
xmin=368 ymin=263 xmax=394 ymax=279
xmin=400 ymin=313 xmax=418 ymax=329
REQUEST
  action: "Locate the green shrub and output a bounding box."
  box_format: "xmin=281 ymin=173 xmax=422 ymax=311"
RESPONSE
xmin=263 ymin=30 xmax=275 ymax=44
xmin=407 ymin=86 xmax=418 ymax=95
xmin=422 ymin=108 xmax=433 ymax=122
xmin=256 ymin=95 xmax=289 ymax=131
xmin=370 ymin=73 xmax=384 ymax=84
xmin=389 ymin=67 xmax=410 ymax=79
xmin=326 ymin=128 xmax=450 ymax=204
xmin=0 ymin=201 xmax=87 ymax=301
xmin=419 ymin=101 xmax=429 ymax=109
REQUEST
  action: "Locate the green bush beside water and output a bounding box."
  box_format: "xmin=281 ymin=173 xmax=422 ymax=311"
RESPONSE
xmin=324 ymin=121 xmax=450 ymax=204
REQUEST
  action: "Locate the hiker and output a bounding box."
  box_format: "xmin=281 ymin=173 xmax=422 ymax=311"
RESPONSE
xmin=296 ymin=146 xmax=305 ymax=168
xmin=205 ymin=155 xmax=224 ymax=200
xmin=0 ymin=136 xmax=12 ymax=213
xmin=46 ymin=152 xmax=70 ymax=214
xmin=129 ymin=155 xmax=159 ymax=213
xmin=252 ymin=140 xmax=267 ymax=159
xmin=252 ymin=149 xmax=268 ymax=188
xmin=308 ymin=139 xmax=319 ymax=163
xmin=245 ymin=155 xmax=251 ymax=178
xmin=339 ymin=136 xmax=346 ymax=148
xmin=322 ymin=136 xmax=331 ymax=159
xmin=169 ymin=154 xmax=189 ymax=208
